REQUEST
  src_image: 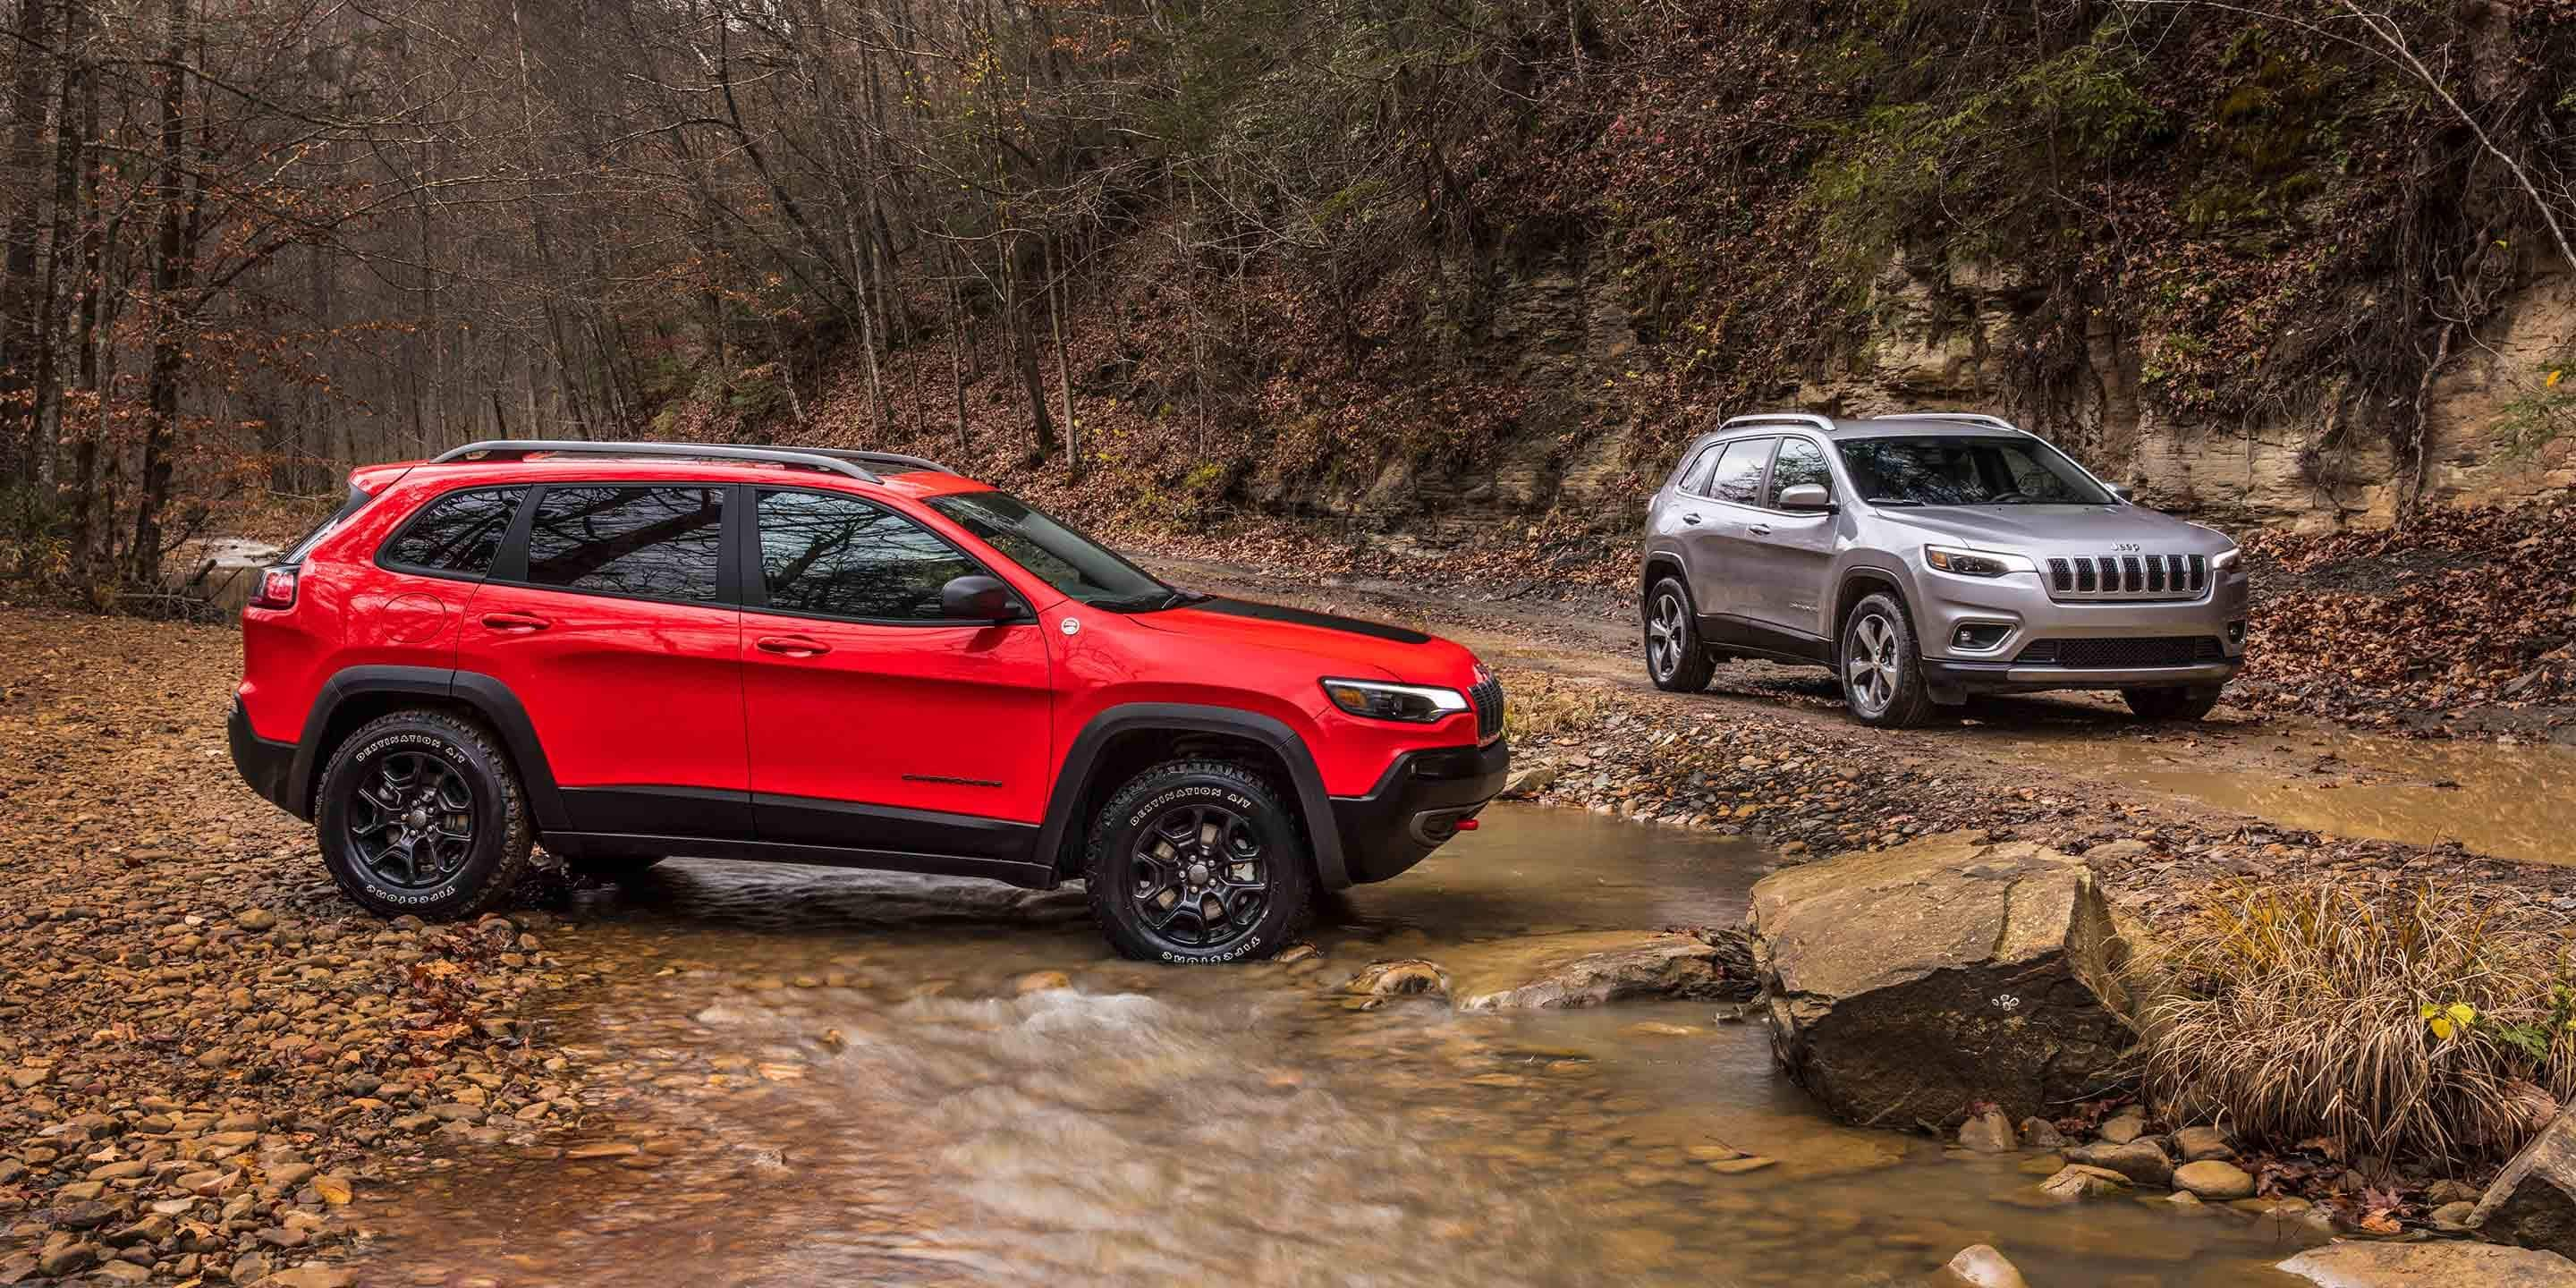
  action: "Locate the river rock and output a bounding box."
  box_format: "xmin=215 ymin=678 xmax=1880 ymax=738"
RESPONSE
xmin=2277 ymin=1241 xmax=2576 ymax=1287
xmin=2066 ymin=1138 xmax=2174 ymax=1188
xmin=2471 ymin=1107 xmax=2576 ymax=1258
xmin=1939 ymin=1243 xmax=2029 ymax=1288
xmin=2174 ymin=1159 xmax=2256 ymax=1199
xmin=2174 ymin=1124 xmax=2234 ymax=1161
xmin=1343 ymin=959 xmax=1450 ymax=999
xmin=2098 ymin=1106 xmax=2148 ymax=1144
xmin=2018 ymin=1117 xmax=2066 ymax=1148
xmin=1958 ymin=1108 xmax=2017 ymax=1154
xmin=1747 ymin=834 xmax=2138 ymax=1131
xmin=1453 ymin=929 xmax=1755 ymax=1010
xmin=2038 ymin=1164 xmax=2131 ymax=1200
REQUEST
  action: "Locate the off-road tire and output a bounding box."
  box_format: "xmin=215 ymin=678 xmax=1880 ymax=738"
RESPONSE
xmin=1839 ymin=591 xmax=1938 ymax=729
xmin=1643 ymin=576 xmax=1716 ymax=692
xmin=316 ymin=709 xmax=533 ymax=920
xmin=1084 ymin=759 xmax=1313 ymax=964
xmin=2124 ymin=686 xmax=2224 ymax=722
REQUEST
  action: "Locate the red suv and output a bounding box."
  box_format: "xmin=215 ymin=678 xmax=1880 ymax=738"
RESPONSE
xmin=227 ymin=442 xmax=1507 ymax=962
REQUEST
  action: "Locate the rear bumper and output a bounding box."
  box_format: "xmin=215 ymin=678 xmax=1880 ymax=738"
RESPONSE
xmin=1327 ymin=739 xmax=1509 ymax=887
xmin=1922 ymin=658 xmax=2240 ymax=694
xmin=228 ymin=699 xmax=300 ymax=816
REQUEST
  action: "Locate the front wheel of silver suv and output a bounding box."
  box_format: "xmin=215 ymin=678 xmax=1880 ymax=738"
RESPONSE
xmin=1839 ymin=592 xmax=1937 ymax=729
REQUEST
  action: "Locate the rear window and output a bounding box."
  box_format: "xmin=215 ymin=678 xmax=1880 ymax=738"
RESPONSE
xmin=281 ymin=485 xmax=374 ymax=564
xmin=380 ymin=487 xmax=526 ymax=578
xmin=521 ymin=485 xmax=725 ymax=602
xmin=1705 ymin=438 xmax=1773 ymax=504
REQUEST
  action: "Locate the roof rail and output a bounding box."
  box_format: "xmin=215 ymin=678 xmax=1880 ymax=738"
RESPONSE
xmin=1721 ymin=411 xmax=1837 ymax=436
xmin=430 ymin=440 xmax=886 ymax=484
xmin=1877 ymin=411 xmax=2023 ymax=433
xmin=776 ymin=446 xmax=955 ymax=475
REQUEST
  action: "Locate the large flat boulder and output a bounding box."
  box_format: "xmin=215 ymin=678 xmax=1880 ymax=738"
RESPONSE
xmin=2278 ymin=1241 xmax=2576 ymax=1287
xmin=2474 ymin=1108 xmax=2576 ymax=1258
xmin=1748 ymin=834 xmax=2137 ymax=1131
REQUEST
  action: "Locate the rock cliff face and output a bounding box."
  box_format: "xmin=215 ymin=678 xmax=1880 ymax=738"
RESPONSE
xmin=1250 ymin=249 xmax=2571 ymax=539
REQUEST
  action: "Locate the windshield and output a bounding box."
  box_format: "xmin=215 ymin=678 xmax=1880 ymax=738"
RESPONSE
xmin=926 ymin=490 xmax=1189 ymax=611
xmin=1835 ymin=436 xmax=2113 ymax=507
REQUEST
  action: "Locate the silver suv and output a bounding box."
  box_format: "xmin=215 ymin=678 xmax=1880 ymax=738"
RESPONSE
xmin=1640 ymin=411 xmax=2248 ymax=727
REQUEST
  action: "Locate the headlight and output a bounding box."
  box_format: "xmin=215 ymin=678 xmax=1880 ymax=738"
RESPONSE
xmin=1320 ymin=678 xmax=1469 ymax=723
xmin=2213 ymin=547 xmax=2242 ymax=572
xmin=1923 ymin=545 xmax=2036 ymax=578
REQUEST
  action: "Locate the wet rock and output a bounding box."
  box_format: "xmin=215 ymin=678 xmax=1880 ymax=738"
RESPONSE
xmin=235 ymin=908 xmax=277 ymax=932
xmin=35 ymin=1241 xmax=99 ymax=1277
xmin=2426 ymin=1179 xmax=2482 ymax=1206
xmin=1747 ymin=835 xmax=2138 ymax=1131
xmin=1343 ymin=959 xmax=1451 ymax=1000
xmin=1940 ymin=1243 xmax=2029 ymax=1288
xmin=2433 ymin=1200 xmax=2480 ymax=1231
xmin=1275 ymin=943 xmax=1318 ymax=965
xmin=2098 ymin=1106 xmax=2148 ymax=1144
xmin=1013 ymin=970 xmax=1072 ymax=995
xmin=2174 ymin=1159 xmax=2256 ymax=1200
xmin=1453 ymin=929 xmax=1756 ymax=1011
xmin=2039 ymin=1164 xmax=2131 ymax=1200
xmin=2277 ymin=1241 xmax=2576 ymax=1287
xmin=254 ymin=1266 xmax=359 ymax=1288
xmin=1503 ymin=765 xmax=1558 ymax=797
xmin=2471 ymin=1106 xmax=2576 ymax=1259
xmin=1958 ymin=1109 xmax=2017 ymax=1154
xmin=2174 ymin=1124 xmax=2234 ymax=1162
xmin=2018 ymin=1118 xmax=2067 ymax=1149
xmin=2066 ymin=1139 xmax=2174 ymax=1188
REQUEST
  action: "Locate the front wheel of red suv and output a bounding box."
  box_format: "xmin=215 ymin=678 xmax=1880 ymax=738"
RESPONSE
xmin=1084 ymin=759 xmax=1312 ymax=963
xmin=316 ymin=710 xmax=533 ymax=920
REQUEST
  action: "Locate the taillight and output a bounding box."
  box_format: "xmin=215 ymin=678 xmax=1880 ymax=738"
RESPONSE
xmin=249 ymin=566 xmax=299 ymax=610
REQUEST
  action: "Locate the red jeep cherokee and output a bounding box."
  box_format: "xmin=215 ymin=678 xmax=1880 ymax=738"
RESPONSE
xmin=228 ymin=442 xmax=1508 ymax=962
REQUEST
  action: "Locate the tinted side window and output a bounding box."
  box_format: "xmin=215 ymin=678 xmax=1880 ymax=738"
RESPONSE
xmin=757 ymin=490 xmax=978 ymax=621
xmin=1707 ymin=438 xmax=1773 ymax=504
xmin=1675 ymin=445 xmax=1720 ymax=495
xmin=1767 ymin=439 xmax=1832 ymax=504
xmin=381 ymin=487 xmax=525 ymax=577
xmin=521 ymin=486 xmax=724 ymax=602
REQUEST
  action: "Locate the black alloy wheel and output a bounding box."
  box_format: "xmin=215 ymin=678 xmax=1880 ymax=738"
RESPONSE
xmin=1129 ymin=798 xmax=1270 ymax=948
xmin=345 ymin=748 xmax=479 ymax=891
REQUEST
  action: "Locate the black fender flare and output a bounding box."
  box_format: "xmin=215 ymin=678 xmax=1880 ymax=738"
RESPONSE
xmin=1032 ymin=702 xmax=1349 ymax=889
xmin=287 ymin=665 xmax=568 ymax=832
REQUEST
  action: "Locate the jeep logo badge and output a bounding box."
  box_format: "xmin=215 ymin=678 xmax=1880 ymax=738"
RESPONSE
xmin=1059 ymin=616 xmax=1081 ymax=637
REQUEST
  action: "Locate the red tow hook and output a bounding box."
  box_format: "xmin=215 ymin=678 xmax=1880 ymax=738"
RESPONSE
xmin=1454 ymin=818 xmax=1479 ymax=831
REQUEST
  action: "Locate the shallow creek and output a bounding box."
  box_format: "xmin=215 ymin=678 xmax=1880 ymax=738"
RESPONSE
xmin=356 ymin=807 xmax=2325 ymax=1287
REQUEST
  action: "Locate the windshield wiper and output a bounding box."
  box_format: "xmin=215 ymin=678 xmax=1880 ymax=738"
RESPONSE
xmin=1867 ymin=496 xmax=1926 ymax=506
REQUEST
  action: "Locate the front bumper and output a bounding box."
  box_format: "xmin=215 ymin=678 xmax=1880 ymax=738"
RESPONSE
xmin=228 ymin=699 xmax=298 ymax=815
xmin=1923 ymin=658 xmax=2240 ymax=694
xmin=1327 ymin=739 xmax=1509 ymax=886
xmin=1913 ymin=564 xmax=2250 ymax=695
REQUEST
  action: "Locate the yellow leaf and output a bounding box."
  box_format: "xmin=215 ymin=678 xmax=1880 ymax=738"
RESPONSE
xmin=2549 ymin=369 xmax=2563 ymax=388
xmin=2448 ymin=1003 xmax=2478 ymax=1028
xmin=2420 ymin=1004 xmax=2439 ymax=1020
xmin=2430 ymin=1017 xmax=2454 ymax=1040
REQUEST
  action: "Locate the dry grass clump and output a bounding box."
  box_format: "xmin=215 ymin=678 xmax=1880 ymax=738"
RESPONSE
xmin=1500 ymin=672 xmax=1616 ymax=739
xmin=2145 ymin=881 xmax=2574 ymax=1170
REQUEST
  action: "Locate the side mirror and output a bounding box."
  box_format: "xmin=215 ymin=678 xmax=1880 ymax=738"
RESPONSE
xmin=2109 ymin=485 xmax=2136 ymax=504
xmin=1777 ymin=483 xmax=1835 ymax=513
xmin=939 ymin=574 xmax=1021 ymax=623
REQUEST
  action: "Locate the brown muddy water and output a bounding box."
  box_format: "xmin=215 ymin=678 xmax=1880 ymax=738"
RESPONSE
xmin=353 ymin=808 xmax=2322 ymax=1287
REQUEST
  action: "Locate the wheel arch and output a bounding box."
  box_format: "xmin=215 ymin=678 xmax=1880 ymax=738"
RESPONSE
xmin=1037 ymin=704 xmax=1346 ymax=888
xmin=1831 ymin=566 xmax=1914 ymax=659
xmin=1640 ymin=553 xmax=1690 ymax=608
xmin=289 ymin=666 xmax=566 ymax=831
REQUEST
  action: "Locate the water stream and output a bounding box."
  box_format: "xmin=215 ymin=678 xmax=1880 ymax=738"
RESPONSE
xmin=354 ymin=808 xmax=2324 ymax=1287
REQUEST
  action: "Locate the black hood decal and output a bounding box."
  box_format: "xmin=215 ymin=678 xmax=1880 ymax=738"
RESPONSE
xmin=1191 ymin=597 xmax=1431 ymax=646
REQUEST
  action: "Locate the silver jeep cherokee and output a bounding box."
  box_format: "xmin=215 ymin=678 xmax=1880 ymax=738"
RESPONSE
xmin=1640 ymin=411 xmax=2249 ymax=727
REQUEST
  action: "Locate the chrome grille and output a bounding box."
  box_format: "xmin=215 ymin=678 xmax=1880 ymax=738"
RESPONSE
xmin=1469 ymin=670 xmax=1505 ymax=743
xmin=2045 ymin=553 xmax=2207 ymax=602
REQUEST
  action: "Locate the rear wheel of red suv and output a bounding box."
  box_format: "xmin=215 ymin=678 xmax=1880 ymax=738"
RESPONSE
xmin=1084 ymin=759 xmax=1311 ymax=963
xmin=316 ymin=710 xmax=532 ymax=919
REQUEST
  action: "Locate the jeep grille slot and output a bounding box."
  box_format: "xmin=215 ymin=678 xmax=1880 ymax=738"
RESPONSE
xmin=2045 ymin=552 xmax=2209 ymax=602
xmin=1469 ymin=672 xmax=1505 ymax=744
xmin=2012 ymin=636 xmax=2226 ymax=668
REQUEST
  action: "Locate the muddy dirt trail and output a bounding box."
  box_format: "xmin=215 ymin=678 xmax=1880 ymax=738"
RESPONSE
xmin=1150 ymin=557 xmax=2576 ymax=869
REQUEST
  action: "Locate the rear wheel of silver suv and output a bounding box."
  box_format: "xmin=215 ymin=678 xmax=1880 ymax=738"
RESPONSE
xmin=1643 ymin=577 xmax=1716 ymax=692
xmin=1839 ymin=592 xmax=1937 ymax=729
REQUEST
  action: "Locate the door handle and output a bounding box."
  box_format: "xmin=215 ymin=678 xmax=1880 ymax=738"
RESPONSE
xmin=1748 ymin=524 xmax=1773 ymax=537
xmin=756 ymin=634 xmax=831 ymax=657
xmin=479 ymin=612 xmax=549 ymax=633
xmin=1682 ymin=513 xmax=1702 ymax=525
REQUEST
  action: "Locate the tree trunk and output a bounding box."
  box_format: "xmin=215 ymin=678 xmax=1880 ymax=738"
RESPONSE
xmin=128 ymin=0 xmax=191 ymax=587
xmin=0 ymin=0 xmax=55 ymax=480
